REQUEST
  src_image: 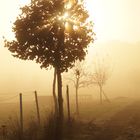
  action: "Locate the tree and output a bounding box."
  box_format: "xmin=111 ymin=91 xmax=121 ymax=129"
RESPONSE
xmin=4 ymin=0 xmax=94 ymax=139
xmin=92 ymin=55 xmax=112 ymax=104
xmin=65 ymin=60 xmax=93 ymax=115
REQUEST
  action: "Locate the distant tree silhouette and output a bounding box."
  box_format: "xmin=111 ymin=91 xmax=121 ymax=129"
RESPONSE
xmin=4 ymin=0 xmax=94 ymax=139
xmin=92 ymin=55 xmax=112 ymax=104
xmin=65 ymin=60 xmax=93 ymax=115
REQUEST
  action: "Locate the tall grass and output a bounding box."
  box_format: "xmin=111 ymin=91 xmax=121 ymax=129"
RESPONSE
xmin=4 ymin=113 xmax=72 ymax=140
xmin=3 ymin=113 xmax=95 ymax=140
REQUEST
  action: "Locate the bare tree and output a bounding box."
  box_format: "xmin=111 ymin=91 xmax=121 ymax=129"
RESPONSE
xmin=92 ymin=55 xmax=113 ymax=104
xmin=65 ymin=60 xmax=93 ymax=115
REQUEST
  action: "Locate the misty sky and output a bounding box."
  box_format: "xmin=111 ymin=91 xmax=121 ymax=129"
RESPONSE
xmin=0 ymin=0 xmax=140 ymax=98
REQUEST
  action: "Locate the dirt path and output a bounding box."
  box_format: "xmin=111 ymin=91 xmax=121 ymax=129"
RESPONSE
xmin=93 ymin=101 xmax=140 ymax=140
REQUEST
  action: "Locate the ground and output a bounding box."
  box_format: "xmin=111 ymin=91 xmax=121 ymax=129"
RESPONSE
xmin=69 ymin=97 xmax=140 ymax=140
xmin=1 ymin=97 xmax=140 ymax=140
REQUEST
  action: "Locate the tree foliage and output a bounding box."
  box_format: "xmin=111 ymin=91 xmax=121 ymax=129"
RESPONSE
xmin=5 ymin=0 xmax=94 ymax=72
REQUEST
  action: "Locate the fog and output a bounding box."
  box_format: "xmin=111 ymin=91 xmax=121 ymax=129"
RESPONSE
xmin=0 ymin=0 xmax=140 ymax=99
xmin=0 ymin=40 xmax=140 ymax=99
xmin=92 ymin=41 xmax=140 ymax=98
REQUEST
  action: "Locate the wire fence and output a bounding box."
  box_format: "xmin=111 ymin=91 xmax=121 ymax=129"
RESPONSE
xmin=0 ymin=95 xmax=18 ymax=103
xmin=0 ymin=89 xmax=93 ymax=140
xmin=0 ymin=91 xmax=48 ymax=103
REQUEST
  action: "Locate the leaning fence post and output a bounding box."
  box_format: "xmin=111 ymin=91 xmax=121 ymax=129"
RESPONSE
xmin=34 ymin=90 xmax=40 ymax=125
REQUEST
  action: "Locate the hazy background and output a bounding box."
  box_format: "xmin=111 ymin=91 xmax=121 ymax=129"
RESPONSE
xmin=0 ymin=0 xmax=140 ymax=99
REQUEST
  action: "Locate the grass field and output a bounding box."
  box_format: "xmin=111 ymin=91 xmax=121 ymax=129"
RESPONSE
xmin=0 ymin=96 xmax=140 ymax=140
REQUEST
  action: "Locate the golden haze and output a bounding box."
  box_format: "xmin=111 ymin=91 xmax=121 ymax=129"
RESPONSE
xmin=0 ymin=0 xmax=140 ymax=98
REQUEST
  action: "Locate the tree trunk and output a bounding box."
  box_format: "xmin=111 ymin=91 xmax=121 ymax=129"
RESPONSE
xmin=57 ymin=68 xmax=64 ymax=121
xmin=54 ymin=11 xmax=64 ymax=139
xmin=66 ymin=85 xmax=71 ymax=122
xmin=102 ymin=90 xmax=110 ymax=103
xmin=55 ymin=68 xmax=64 ymax=140
xmin=99 ymin=85 xmax=103 ymax=104
xmin=76 ymin=86 xmax=79 ymax=115
xmin=53 ymin=68 xmax=58 ymax=116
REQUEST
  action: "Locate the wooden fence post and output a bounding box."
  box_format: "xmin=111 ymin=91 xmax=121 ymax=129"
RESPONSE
xmin=19 ymin=93 xmax=23 ymax=140
xmin=66 ymin=85 xmax=71 ymax=122
xmin=34 ymin=91 xmax=40 ymax=125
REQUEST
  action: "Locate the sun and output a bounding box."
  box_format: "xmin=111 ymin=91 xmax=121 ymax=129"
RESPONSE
xmin=0 ymin=0 xmax=98 ymax=41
